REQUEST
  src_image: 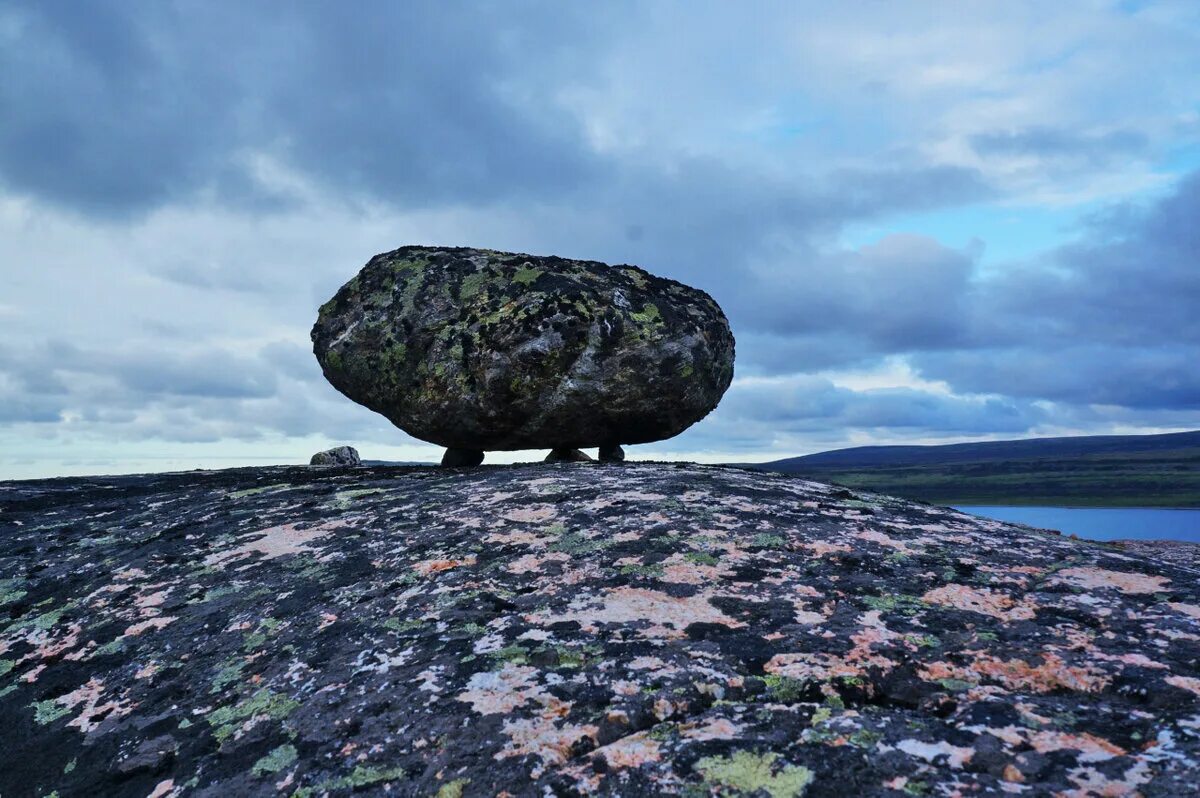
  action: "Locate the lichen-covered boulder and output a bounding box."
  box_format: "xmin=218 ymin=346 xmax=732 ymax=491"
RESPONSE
xmin=311 ymin=246 xmax=734 ymax=451
xmin=308 ymin=446 xmax=360 ymax=466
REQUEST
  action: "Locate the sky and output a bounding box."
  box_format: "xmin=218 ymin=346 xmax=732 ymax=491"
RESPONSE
xmin=1 ymin=0 xmax=1199 ymax=479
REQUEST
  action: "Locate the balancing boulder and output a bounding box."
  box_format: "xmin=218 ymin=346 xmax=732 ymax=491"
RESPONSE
xmin=311 ymin=246 xmax=735 ymax=453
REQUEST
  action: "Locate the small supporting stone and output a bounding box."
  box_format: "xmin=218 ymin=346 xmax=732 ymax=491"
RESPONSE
xmin=598 ymin=444 xmax=625 ymax=463
xmin=544 ymin=448 xmax=595 ymax=463
xmin=441 ymin=448 xmax=484 ymax=467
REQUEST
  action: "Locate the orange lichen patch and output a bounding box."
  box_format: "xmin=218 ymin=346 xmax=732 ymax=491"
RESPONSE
xmin=1092 ymin=651 xmax=1166 ymax=669
xmin=530 ymin=586 xmax=745 ymax=639
xmin=1063 ymin=760 xmax=1153 ymax=798
xmin=765 ymin=650 xmax=879 ymax=681
xmin=148 ymin=780 xmax=176 ymax=798
xmin=854 ymin=528 xmax=920 ymax=555
xmin=122 ymin=617 xmax=176 ymax=638
xmin=204 ymin=521 xmax=347 ymax=567
xmin=31 ymin=623 xmax=82 ymax=660
xmin=659 ymin=553 xmax=732 ymax=585
xmin=500 ymin=505 xmax=558 ymax=523
xmin=458 ymin=664 xmax=551 ymax=715
xmin=590 ymin=732 xmax=662 ymax=769
xmin=895 ymin=739 xmax=974 ymax=768
xmin=497 ymin=714 xmax=599 ymax=777
xmin=1165 ymin=675 xmax=1200 ymax=695
xmin=768 ymin=610 xmax=903 ymax=681
xmin=975 ymin=565 xmax=1043 ymax=586
xmin=680 ymin=717 xmax=742 ymax=741
xmin=134 ymin=587 xmax=171 ymax=612
xmin=507 ymin=552 xmax=568 ymax=575
xmin=1051 ymin=567 xmax=1170 ymax=595
xmin=922 ymin=652 xmax=1110 ymax=694
xmin=1167 ymin=602 xmax=1200 ymax=620
xmin=1029 ymin=731 xmax=1124 ymax=761
xmin=982 ymin=725 xmax=1125 ymax=762
xmin=791 ymin=601 xmax=827 ymax=625
xmin=483 ymin=529 xmax=546 ymax=545
xmin=921 ymin=584 xmax=1036 ymax=621
xmin=413 ymin=556 xmax=477 ymax=576
xmin=58 ymin=677 xmax=134 ymax=733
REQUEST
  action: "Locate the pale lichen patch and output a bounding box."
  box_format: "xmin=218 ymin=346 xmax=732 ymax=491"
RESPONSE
xmin=1051 ymin=567 xmax=1170 ymax=595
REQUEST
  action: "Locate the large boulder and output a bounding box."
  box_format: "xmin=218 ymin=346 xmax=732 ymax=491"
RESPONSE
xmin=311 ymin=246 xmax=734 ymax=451
xmin=308 ymin=445 xmax=360 ymax=466
xmin=2 ymin=464 xmax=1199 ymax=796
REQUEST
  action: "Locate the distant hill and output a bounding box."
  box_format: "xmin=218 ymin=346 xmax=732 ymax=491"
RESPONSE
xmin=754 ymin=430 xmax=1200 ymax=507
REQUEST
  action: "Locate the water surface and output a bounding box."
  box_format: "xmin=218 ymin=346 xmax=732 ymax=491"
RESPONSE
xmin=954 ymin=506 xmax=1200 ymax=543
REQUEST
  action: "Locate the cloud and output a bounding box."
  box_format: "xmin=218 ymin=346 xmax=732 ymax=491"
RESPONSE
xmin=970 ymin=126 xmax=1147 ymax=159
xmin=664 ymin=375 xmax=1046 ymax=456
xmin=0 ymin=2 xmax=608 ymax=217
xmin=909 ymin=171 xmax=1200 ymax=407
xmin=2 ymin=1 xmax=1199 ymax=475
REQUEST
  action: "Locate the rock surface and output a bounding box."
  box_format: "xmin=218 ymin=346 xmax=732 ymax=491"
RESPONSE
xmin=308 ymin=446 xmax=361 ymax=467
xmin=1113 ymin=539 xmax=1200 ymax=570
xmin=311 ymin=246 xmax=735 ymax=452
xmin=2 ymin=463 xmax=1199 ymax=797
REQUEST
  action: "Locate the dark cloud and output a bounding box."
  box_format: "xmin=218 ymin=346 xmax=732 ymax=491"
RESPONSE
xmin=669 ymin=376 xmax=1046 ymax=454
xmin=0 ymin=336 xmax=395 ymax=445
xmin=1 ymin=340 xmax=280 ymax=401
xmin=0 ymin=391 xmax=63 ymax=423
xmin=970 ymin=126 xmax=1148 ymax=162
xmin=0 ymin=1 xmax=607 ymax=216
xmin=909 ymin=172 xmax=1200 ymax=408
xmin=152 ymin=262 xmax=270 ymax=294
xmin=913 ymin=346 xmax=1200 ymax=410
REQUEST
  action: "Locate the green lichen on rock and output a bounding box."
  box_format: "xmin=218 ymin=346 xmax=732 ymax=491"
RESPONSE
xmin=693 ymin=750 xmax=814 ymax=797
xmin=32 ymin=700 xmax=71 ymax=726
xmin=630 ymin=301 xmax=662 ymax=325
xmin=207 ymin=688 xmax=299 ymax=743
xmin=251 ymin=743 xmax=297 ymax=777
xmin=458 ymin=270 xmax=488 ymax=300
xmin=294 ymin=765 xmax=409 ymax=795
xmin=511 ymin=265 xmax=543 ymax=285
xmin=436 ymin=777 xmax=470 ymax=797
xmin=0 ymin=579 xmax=26 ymax=606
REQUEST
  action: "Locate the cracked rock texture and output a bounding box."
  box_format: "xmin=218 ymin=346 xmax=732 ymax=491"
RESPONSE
xmin=1 ymin=463 xmax=1199 ymax=797
xmin=311 ymin=246 xmax=735 ymax=451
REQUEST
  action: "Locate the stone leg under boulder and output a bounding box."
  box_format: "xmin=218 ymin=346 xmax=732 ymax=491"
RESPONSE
xmin=544 ymin=448 xmax=595 ymax=463
xmin=441 ymin=448 xmax=485 ymax=467
xmin=598 ymin=444 xmax=625 ymax=463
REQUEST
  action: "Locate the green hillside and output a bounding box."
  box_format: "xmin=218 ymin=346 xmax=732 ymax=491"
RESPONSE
xmin=756 ymin=431 xmax=1200 ymax=507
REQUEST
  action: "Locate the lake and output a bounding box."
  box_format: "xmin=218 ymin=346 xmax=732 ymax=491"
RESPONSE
xmin=954 ymin=506 xmax=1200 ymax=543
